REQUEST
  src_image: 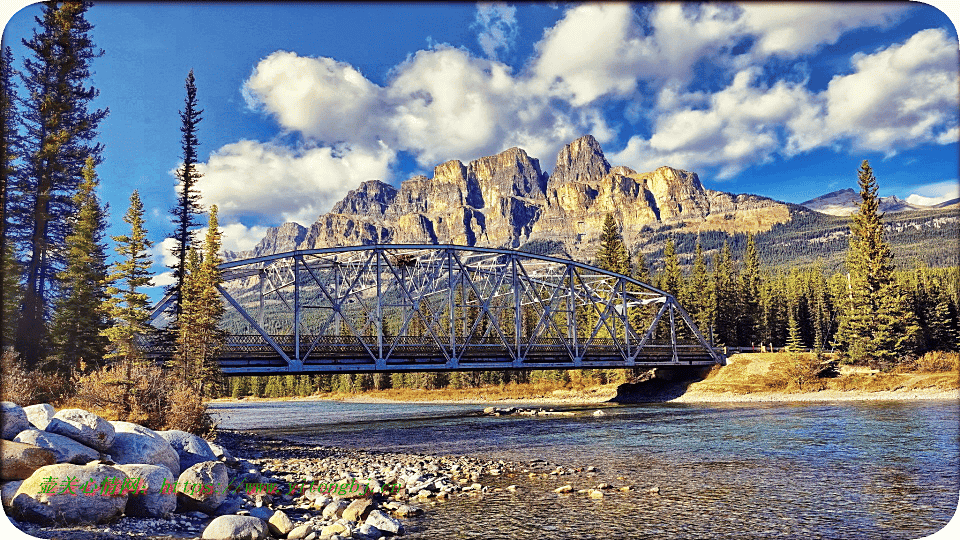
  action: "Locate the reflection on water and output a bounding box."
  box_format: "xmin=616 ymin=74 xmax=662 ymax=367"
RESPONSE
xmin=211 ymin=400 xmax=959 ymax=539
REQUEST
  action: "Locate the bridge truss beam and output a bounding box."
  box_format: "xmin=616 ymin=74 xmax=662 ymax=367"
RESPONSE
xmin=148 ymin=245 xmax=724 ymax=374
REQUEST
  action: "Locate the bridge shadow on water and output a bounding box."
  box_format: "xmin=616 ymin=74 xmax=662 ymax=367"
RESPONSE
xmin=609 ymin=366 xmax=714 ymax=403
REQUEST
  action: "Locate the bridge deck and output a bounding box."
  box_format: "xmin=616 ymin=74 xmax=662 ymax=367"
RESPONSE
xmin=144 ymin=335 xmax=723 ymax=375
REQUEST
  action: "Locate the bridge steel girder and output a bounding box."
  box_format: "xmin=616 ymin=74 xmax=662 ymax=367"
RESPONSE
xmin=147 ymin=244 xmax=725 ymax=375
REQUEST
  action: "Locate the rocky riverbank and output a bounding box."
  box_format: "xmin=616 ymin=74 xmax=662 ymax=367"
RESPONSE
xmin=3 ymin=400 xmax=637 ymax=540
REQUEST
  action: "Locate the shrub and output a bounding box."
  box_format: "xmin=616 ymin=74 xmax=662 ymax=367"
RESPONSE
xmin=1 ymin=350 xmax=78 ymax=405
xmin=915 ymin=351 xmax=959 ymax=373
xmin=73 ymin=358 xmax=215 ymax=436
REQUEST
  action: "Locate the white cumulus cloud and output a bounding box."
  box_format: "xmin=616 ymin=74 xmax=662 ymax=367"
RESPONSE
xmin=473 ymin=3 xmax=519 ymax=60
xmin=196 ymin=140 xmax=394 ymax=226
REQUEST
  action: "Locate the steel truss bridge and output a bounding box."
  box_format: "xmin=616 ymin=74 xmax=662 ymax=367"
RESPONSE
xmin=147 ymin=245 xmax=724 ymax=375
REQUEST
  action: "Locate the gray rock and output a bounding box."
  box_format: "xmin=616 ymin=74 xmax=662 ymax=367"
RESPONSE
xmin=22 ymin=403 xmax=55 ymax=430
xmin=0 ymin=439 xmax=56 ymax=480
xmin=247 ymin=506 xmax=273 ymax=520
xmin=176 ymin=461 xmax=229 ymax=513
xmin=322 ymin=499 xmax=350 ymax=519
xmin=1 ymin=479 xmax=23 ymax=507
xmin=12 ymin=462 xmax=129 ymax=524
xmin=268 ymin=509 xmax=294 ymax=536
xmin=213 ymin=496 xmax=243 ymax=515
xmin=109 ymin=421 xmax=180 ymax=477
xmin=45 ymin=409 xmax=116 ymax=452
xmin=208 ymin=441 xmax=233 ymax=461
xmin=364 ymin=510 xmax=402 ymax=535
xmin=343 ymin=497 xmax=374 ymax=522
xmin=1 ymin=402 xmax=30 ymax=440
xmin=202 ymin=515 xmax=268 ymax=540
xmin=115 ymin=463 xmax=177 ymax=518
xmin=157 ymin=429 xmax=217 ymax=471
xmin=357 ymin=523 xmax=383 ymax=539
xmin=14 ymin=428 xmax=101 ymax=464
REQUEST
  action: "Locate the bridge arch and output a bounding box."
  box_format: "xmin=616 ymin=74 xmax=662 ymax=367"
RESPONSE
xmin=149 ymin=244 xmax=724 ymax=374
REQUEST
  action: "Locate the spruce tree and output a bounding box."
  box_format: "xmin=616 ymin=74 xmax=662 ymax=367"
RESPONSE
xmin=658 ymin=238 xmax=683 ymax=298
xmin=737 ymin=234 xmax=762 ymax=347
xmin=711 ymin=241 xmax=738 ymax=347
xmin=595 ymin=214 xmax=629 ymax=275
xmin=176 ymin=206 xmax=225 ymax=396
xmin=1 ymin=46 xmax=21 ymax=349
xmin=168 ymin=70 xmax=204 ymax=318
xmin=833 ymin=161 xmax=918 ymax=366
xmin=102 ymin=191 xmax=154 ymax=361
xmin=15 ymin=1 xmax=108 ymax=366
xmin=684 ymin=241 xmax=713 ymax=338
xmin=50 ymin=157 xmax=109 ymax=372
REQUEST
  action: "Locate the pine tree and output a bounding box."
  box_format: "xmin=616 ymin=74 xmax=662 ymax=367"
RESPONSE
xmin=737 ymin=234 xmax=762 ymax=347
xmin=50 ymin=157 xmax=109 ymax=372
xmin=785 ymin=298 xmax=804 ymax=352
xmin=168 ymin=70 xmax=204 ymax=318
xmin=833 ymin=161 xmax=918 ymax=366
xmin=684 ymin=241 xmax=713 ymax=338
xmin=102 ymin=191 xmax=154 ymax=361
xmin=711 ymin=241 xmax=738 ymax=347
xmin=658 ymin=238 xmax=683 ymax=299
xmin=15 ymin=1 xmax=108 ymax=366
xmin=595 ymin=214 xmax=630 ymax=276
xmin=176 ymin=206 xmax=225 ymax=396
xmin=1 ymin=46 xmax=21 ymax=350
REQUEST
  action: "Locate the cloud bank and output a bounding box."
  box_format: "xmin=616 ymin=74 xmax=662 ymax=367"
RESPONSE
xmin=196 ymin=2 xmax=957 ymax=233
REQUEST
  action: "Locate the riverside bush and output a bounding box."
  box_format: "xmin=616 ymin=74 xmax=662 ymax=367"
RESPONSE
xmin=73 ymin=358 xmax=215 ymax=436
xmin=1 ymin=349 xmax=78 ymax=404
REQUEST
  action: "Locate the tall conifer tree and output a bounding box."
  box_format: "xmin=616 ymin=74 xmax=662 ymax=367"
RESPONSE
xmin=15 ymin=0 xmax=107 ymax=366
xmin=50 ymin=157 xmax=109 ymax=372
xmin=168 ymin=70 xmax=204 ymax=318
xmin=176 ymin=206 xmax=225 ymax=396
xmin=833 ymin=160 xmax=918 ymax=366
xmin=102 ymin=191 xmax=154 ymax=361
xmin=1 ymin=46 xmax=21 ymax=349
xmin=595 ymin=214 xmax=629 ymax=276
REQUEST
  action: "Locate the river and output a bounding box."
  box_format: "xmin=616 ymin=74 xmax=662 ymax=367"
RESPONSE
xmin=209 ymin=399 xmax=959 ymax=539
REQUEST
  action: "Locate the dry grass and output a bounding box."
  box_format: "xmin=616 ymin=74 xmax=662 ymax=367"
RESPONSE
xmin=687 ymin=351 xmax=959 ymax=395
xmin=64 ymin=358 xmax=216 ymax=436
xmin=1 ymin=350 xmax=78 ymax=405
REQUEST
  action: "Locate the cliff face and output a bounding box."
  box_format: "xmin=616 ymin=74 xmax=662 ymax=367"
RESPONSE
xmin=233 ymin=135 xmax=792 ymax=260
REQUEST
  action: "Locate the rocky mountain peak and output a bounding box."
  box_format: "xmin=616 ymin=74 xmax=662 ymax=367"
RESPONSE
xmin=550 ymin=134 xmax=610 ymax=185
xmin=330 ymin=179 xmax=398 ymax=218
xmin=468 ymin=146 xmax=547 ymax=200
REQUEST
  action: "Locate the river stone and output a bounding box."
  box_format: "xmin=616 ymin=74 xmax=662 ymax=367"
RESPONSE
xmin=208 ymin=441 xmax=232 ymax=461
xmin=247 ymin=506 xmax=273 ymax=520
xmin=320 ymin=522 xmax=350 ymax=537
xmin=0 ymin=439 xmax=56 ymax=480
xmin=1 ymin=479 xmax=23 ymax=506
xmin=45 ymin=409 xmax=116 ymax=452
xmin=1 ymin=402 xmax=30 ymax=440
xmin=12 ymin=462 xmax=129 ymax=524
xmin=176 ymin=461 xmax=228 ymax=513
xmin=358 ymin=523 xmax=383 ymax=539
xmin=22 ymin=403 xmax=55 ymax=431
xmin=14 ymin=428 xmax=101 ymax=464
xmin=393 ymin=504 xmax=422 ymax=517
xmin=109 ymin=421 xmax=181 ymax=477
xmin=343 ymin=497 xmax=374 ymax=522
xmin=364 ymin=510 xmax=402 ymax=535
xmin=202 ymin=515 xmax=268 ymax=540
xmin=114 ymin=463 xmax=176 ymax=518
xmin=157 ymin=430 xmax=217 ymax=471
xmin=268 ymin=509 xmax=294 ymax=536
xmin=287 ymin=523 xmax=314 ymax=540
xmin=322 ymin=499 xmax=350 ymax=518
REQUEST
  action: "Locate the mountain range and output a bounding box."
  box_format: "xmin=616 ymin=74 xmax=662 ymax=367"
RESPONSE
xmin=799 ymin=188 xmax=958 ymax=216
xmin=224 ymin=135 xmax=958 ymax=270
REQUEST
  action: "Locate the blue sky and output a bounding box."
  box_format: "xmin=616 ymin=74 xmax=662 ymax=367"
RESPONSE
xmin=1 ymin=1 xmax=958 ymax=289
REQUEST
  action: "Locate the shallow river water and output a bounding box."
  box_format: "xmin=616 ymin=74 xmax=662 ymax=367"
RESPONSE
xmin=210 ymin=399 xmax=959 ymax=539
